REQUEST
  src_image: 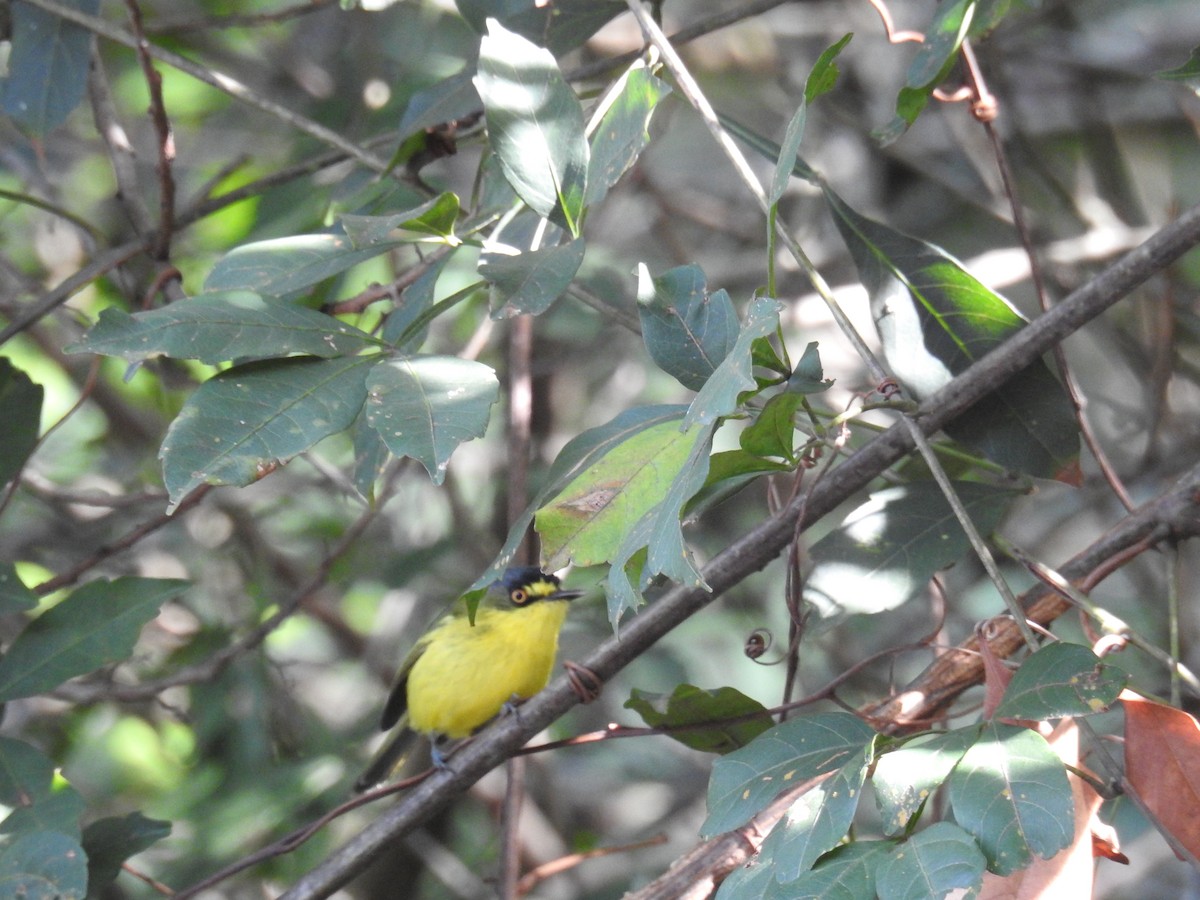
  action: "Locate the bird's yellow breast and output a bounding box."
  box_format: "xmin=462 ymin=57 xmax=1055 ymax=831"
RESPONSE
xmin=405 ymin=600 xmax=570 ymax=739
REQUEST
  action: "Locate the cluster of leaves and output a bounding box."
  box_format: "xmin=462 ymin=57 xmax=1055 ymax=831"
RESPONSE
xmin=2 ymin=0 xmax=1200 ymax=897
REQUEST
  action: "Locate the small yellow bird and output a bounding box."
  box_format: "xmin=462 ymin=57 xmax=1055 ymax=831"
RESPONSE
xmin=355 ymin=567 xmax=582 ymax=790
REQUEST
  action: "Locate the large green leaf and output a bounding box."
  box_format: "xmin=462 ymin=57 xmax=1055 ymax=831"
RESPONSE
xmin=756 ymin=841 xmax=891 ymax=900
xmin=68 ymin=292 xmax=382 ymax=364
xmin=637 ymin=264 xmax=739 ymax=392
xmin=0 ymin=578 xmax=188 ymax=702
xmin=824 ymin=186 xmax=1079 ymax=477
xmin=756 ymin=741 xmax=873 ymax=881
xmin=605 ymin=420 xmax=714 ymax=624
xmin=0 ymin=831 xmax=87 ymax=900
xmin=396 ymin=70 xmax=482 ymax=141
xmin=684 ymin=297 xmax=784 ymax=429
xmin=365 ymin=356 xmax=499 ymax=485
xmin=876 ymin=822 xmax=986 ymax=899
xmin=624 ymin=684 xmax=775 ymax=755
xmin=948 ymin=722 xmax=1074 ymax=874
xmin=475 ymin=20 xmax=589 ymax=234
xmin=480 ymin=237 xmax=586 ymax=318
xmin=875 ymin=0 xmax=975 ymax=144
xmin=0 ymin=358 xmax=43 ymax=486
xmin=873 ymin=727 xmax=979 ymax=837
xmin=994 ymin=642 xmax=1127 ymax=721
xmin=806 ymin=481 xmax=1020 ymax=615
xmin=0 ymin=0 xmax=99 ymax=134
xmin=471 ymin=405 xmax=688 ymax=594
xmin=160 ymin=355 xmax=374 ymax=508
xmin=536 ymin=418 xmax=699 ymax=572
xmin=586 ymin=64 xmax=671 ymax=206
xmin=702 ymin=712 xmax=877 ymax=836
xmin=204 ymin=233 xmax=401 ymax=296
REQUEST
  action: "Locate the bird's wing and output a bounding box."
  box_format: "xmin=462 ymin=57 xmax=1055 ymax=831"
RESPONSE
xmin=378 ymin=623 xmax=438 ymax=730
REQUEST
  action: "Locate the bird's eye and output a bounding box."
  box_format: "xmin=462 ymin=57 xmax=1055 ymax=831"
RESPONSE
xmin=510 ymin=588 xmax=530 ymax=605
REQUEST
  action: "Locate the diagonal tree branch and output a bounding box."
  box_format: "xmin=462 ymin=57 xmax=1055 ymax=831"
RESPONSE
xmin=275 ymin=200 xmax=1200 ymax=898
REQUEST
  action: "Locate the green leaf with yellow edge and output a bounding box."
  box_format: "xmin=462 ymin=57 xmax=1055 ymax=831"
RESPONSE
xmin=536 ymin=418 xmax=700 ymax=572
xmin=0 ymin=578 xmax=188 ymax=702
xmin=994 ymin=642 xmax=1127 ymax=721
xmin=625 ymin=684 xmax=775 ymax=754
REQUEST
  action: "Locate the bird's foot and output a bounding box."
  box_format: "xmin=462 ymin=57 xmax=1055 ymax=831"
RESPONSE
xmin=563 ymin=660 xmax=603 ymax=703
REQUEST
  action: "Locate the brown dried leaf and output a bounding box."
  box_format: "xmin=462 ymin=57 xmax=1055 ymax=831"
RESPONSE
xmin=1122 ymin=691 xmax=1200 ymax=861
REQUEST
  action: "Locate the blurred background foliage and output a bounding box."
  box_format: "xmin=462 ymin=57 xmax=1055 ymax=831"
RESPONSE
xmin=2 ymin=0 xmax=1200 ymax=897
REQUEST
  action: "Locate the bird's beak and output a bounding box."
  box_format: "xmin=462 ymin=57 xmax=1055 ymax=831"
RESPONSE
xmin=553 ymin=587 xmax=585 ymax=601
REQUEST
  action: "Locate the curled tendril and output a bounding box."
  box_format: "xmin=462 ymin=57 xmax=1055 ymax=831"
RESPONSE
xmin=744 ymin=628 xmax=773 ymax=661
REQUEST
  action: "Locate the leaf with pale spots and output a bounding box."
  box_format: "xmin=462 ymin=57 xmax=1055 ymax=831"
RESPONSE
xmin=365 ymin=356 xmax=499 ymax=485
xmin=876 ymin=821 xmax=986 ymax=898
xmin=874 ymin=727 xmax=978 ymax=837
xmin=755 ymin=740 xmax=874 ymax=880
xmin=68 ymin=291 xmax=382 ymax=364
xmin=948 ymin=722 xmax=1075 ymax=874
xmin=703 ymin=712 xmax=876 ymax=836
xmin=160 ymin=356 xmax=375 ymax=509
xmin=995 ymin=642 xmax=1127 ymax=721
xmin=625 ymin=684 xmax=774 ymax=754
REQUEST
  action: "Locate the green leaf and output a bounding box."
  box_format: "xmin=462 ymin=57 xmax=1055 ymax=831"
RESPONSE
xmin=875 ymin=1 xmax=975 ymax=144
xmin=160 ymin=356 xmax=374 ymax=508
xmin=481 ymin=237 xmax=586 ymax=318
xmin=381 ymin=254 xmax=450 ymax=351
xmin=948 ymin=722 xmax=1074 ymax=874
xmin=457 ymin=0 xmax=626 ymax=55
xmin=637 ymin=264 xmax=740 ymax=392
xmin=472 ymin=405 xmax=688 ymax=592
xmin=0 ymin=737 xmax=85 ymax=841
xmin=758 ymin=841 xmax=891 ymax=900
xmin=807 ymin=481 xmax=1019 ymax=615
xmin=873 ymin=727 xmax=979 ymax=837
xmin=0 ymin=358 xmax=43 ymax=486
xmin=68 ymin=292 xmax=382 ymax=364
xmin=0 ymin=578 xmax=188 ymax=702
xmin=740 ymin=393 xmax=804 ymax=462
xmin=684 ymin=296 xmax=784 ymax=430
xmin=585 ymin=64 xmax=670 ymax=206
xmin=605 ymin=421 xmax=714 ymax=624
xmin=704 ymin=450 xmax=793 ymax=490
xmin=82 ymin=813 xmax=171 ymax=894
xmin=876 ymin=822 xmax=986 ymax=899
xmin=805 ymin=33 xmax=854 ymax=103
xmin=0 ymin=565 xmax=37 ymax=615
xmin=365 ymin=356 xmax=499 ymax=485
xmin=757 ymin=741 xmax=873 ymax=881
xmin=769 ymin=100 xmax=807 ymax=207
xmin=395 ymin=70 xmax=482 ymax=143
xmin=340 ymin=192 xmax=461 ymax=246
xmin=824 ymin=186 xmax=1079 ymax=477
xmin=702 ymin=712 xmax=876 ymax=836
xmin=624 ymin=684 xmax=774 ymax=754
xmin=0 ymin=0 xmax=99 ymax=135
xmin=994 ymin=642 xmax=1128 ymax=721
xmin=474 ymin=19 xmax=589 ymax=235
xmin=0 ymin=831 xmax=87 ymax=900
xmin=204 ymin=233 xmax=401 ymax=296
xmin=787 ymin=341 xmax=834 ymax=394
xmin=1157 ymin=46 xmax=1200 ymax=96
xmin=536 ymin=419 xmax=700 ymax=572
